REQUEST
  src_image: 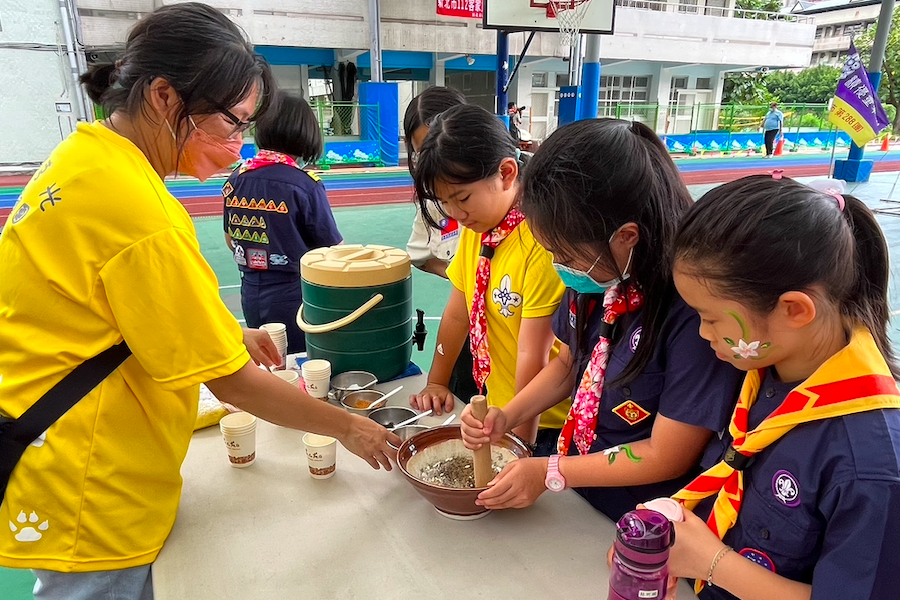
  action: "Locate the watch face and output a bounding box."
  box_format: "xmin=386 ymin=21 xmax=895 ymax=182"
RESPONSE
xmin=547 ymin=477 xmax=565 ymax=492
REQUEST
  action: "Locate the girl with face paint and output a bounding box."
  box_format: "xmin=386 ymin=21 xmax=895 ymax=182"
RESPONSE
xmin=460 ymin=119 xmax=744 ymax=519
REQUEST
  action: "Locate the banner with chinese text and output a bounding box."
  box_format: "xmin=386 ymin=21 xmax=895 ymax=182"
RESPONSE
xmin=437 ymin=0 xmax=483 ymax=19
xmin=828 ymin=42 xmax=890 ymax=147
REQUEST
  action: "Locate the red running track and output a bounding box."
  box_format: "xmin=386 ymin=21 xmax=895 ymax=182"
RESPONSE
xmin=4 ymin=161 xmax=900 ymax=222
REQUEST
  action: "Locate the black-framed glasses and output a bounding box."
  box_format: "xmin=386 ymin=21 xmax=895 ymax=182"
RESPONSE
xmin=217 ymin=106 xmax=252 ymax=138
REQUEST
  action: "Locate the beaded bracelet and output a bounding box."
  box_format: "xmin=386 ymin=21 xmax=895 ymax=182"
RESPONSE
xmin=706 ymin=546 xmax=733 ymax=587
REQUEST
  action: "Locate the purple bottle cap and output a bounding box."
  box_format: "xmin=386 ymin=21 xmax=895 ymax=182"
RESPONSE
xmin=614 ymin=508 xmax=674 ymax=567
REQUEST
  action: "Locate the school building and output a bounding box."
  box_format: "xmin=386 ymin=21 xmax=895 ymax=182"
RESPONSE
xmin=3 ymin=0 xmax=816 ymax=165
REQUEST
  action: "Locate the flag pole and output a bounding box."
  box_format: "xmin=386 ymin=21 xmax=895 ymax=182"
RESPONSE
xmin=827 ymin=99 xmax=838 ymax=177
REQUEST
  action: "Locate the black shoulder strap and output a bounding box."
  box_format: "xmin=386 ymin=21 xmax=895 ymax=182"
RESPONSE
xmin=5 ymin=342 xmax=132 ymax=445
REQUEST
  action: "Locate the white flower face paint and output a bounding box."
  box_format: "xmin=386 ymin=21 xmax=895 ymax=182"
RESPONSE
xmin=731 ymin=339 xmax=761 ymax=359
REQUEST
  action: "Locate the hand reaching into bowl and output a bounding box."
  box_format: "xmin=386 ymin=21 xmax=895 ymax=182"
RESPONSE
xmin=410 ymin=382 xmax=455 ymax=416
xmin=339 ymin=414 xmax=402 ymax=471
xmin=460 ymin=404 xmax=508 ymax=450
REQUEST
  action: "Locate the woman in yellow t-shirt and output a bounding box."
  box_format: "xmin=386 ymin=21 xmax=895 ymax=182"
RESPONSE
xmin=0 ymin=4 xmax=397 ymax=598
xmin=409 ymin=104 xmax=569 ymax=455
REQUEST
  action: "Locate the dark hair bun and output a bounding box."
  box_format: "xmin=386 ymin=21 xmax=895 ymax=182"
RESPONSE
xmin=80 ymin=63 xmax=116 ymax=104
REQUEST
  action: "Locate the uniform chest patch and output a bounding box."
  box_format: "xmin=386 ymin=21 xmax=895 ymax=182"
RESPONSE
xmin=612 ymin=400 xmax=651 ymax=426
xmin=739 ymin=548 xmax=776 ymax=572
xmin=772 ymin=469 xmax=801 ymax=507
xmin=630 ymin=327 xmax=642 ymax=353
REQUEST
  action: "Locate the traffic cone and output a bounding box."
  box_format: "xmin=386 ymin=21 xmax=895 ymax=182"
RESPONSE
xmin=774 ymin=138 xmax=785 ymax=156
xmin=882 ymin=135 xmax=890 ymax=151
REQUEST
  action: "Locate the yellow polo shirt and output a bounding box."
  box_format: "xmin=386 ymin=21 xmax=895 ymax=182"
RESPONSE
xmin=447 ymin=222 xmax=570 ymax=428
xmin=0 ymin=122 xmax=249 ymax=571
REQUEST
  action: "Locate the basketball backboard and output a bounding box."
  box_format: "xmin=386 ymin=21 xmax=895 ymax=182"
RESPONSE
xmin=483 ymin=0 xmax=616 ymax=35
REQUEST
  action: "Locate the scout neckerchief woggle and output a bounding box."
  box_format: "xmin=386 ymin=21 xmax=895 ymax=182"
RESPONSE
xmin=469 ymin=207 xmax=526 ymax=393
xmin=672 ymin=328 xmax=900 ymax=593
xmin=239 ymin=150 xmax=303 ymax=174
xmin=557 ymin=283 xmax=644 ymax=456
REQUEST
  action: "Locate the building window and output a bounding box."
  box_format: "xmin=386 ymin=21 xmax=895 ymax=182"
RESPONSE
xmin=696 ymin=77 xmax=712 ymax=90
xmin=815 ymin=27 xmax=823 ymax=38
xmin=600 ymin=75 xmax=652 ymax=104
xmin=532 ymin=72 xmax=548 ymax=87
xmin=556 ymin=72 xmax=570 ymax=88
xmin=678 ymin=0 xmax=699 ymax=13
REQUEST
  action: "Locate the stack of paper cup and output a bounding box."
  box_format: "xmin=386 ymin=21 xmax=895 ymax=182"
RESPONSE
xmin=302 ymin=433 xmax=337 ymax=479
xmin=273 ymin=370 xmax=301 ymax=388
xmin=301 ymin=359 xmax=331 ymax=400
xmin=260 ymin=323 xmax=287 ymax=370
xmin=219 ymin=412 xmax=258 ymax=468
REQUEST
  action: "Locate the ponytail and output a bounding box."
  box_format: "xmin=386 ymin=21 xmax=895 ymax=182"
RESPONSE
xmin=80 ymin=63 xmax=117 ymax=105
xmin=842 ymin=195 xmax=897 ymax=374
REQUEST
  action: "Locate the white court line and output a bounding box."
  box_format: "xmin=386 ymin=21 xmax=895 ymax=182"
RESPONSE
xmin=219 ymin=284 xmax=240 ymax=290
xmin=892 ymin=310 xmax=900 ymax=317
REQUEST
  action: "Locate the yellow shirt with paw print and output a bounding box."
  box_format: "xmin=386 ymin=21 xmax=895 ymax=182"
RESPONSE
xmin=0 ymin=122 xmax=249 ymax=571
xmin=447 ymin=221 xmax=570 ymax=429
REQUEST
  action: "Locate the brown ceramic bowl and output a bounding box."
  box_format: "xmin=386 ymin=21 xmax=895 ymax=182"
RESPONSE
xmin=397 ymin=425 xmax=532 ymax=519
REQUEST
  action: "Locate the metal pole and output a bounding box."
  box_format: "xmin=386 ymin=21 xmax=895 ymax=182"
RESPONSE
xmin=504 ymin=32 xmax=536 ymax=94
xmin=580 ymin=33 xmax=601 ymax=120
xmin=58 ymin=0 xmax=87 ymax=121
xmin=847 ymin=0 xmax=895 ymax=162
xmin=368 ymin=0 xmax=383 ymax=82
xmin=568 ymin=34 xmax=583 ymax=86
xmin=496 ymin=31 xmax=509 ymax=115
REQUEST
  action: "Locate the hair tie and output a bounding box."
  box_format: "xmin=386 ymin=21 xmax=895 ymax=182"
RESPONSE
xmin=807 ymin=178 xmax=846 ymax=212
xmin=770 ymin=169 xmax=784 ymax=180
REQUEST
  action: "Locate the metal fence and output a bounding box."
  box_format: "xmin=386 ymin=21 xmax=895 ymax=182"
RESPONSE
xmin=614 ymin=0 xmax=812 ymax=22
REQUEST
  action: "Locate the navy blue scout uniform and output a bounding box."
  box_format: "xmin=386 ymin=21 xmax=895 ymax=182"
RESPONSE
xmin=694 ymin=369 xmax=900 ymax=600
xmin=224 ymin=163 xmax=342 ymax=353
xmin=551 ymin=289 xmax=743 ymax=519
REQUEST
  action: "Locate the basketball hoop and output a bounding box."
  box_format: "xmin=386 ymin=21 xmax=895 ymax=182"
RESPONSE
xmin=547 ymin=0 xmax=593 ymax=53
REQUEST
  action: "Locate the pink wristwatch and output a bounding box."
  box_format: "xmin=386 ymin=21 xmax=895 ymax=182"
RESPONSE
xmin=545 ymin=454 xmax=566 ymax=492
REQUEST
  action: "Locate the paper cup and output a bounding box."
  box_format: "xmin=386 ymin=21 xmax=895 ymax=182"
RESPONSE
xmin=302 ymin=360 xmax=331 ymax=399
xmin=303 ymin=433 xmax=337 ymax=479
xmin=260 ymin=324 xmax=288 ymax=370
xmin=220 ymin=412 xmax=258 ymax=468
xmin=273 ymin=370 xmax=300 ymax=387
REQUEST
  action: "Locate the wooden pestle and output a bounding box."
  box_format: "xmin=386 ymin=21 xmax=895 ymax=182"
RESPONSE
xmin=470 ymin=395 xmax=493 ymax=487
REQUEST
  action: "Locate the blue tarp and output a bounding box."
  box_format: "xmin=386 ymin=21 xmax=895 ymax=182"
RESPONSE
xmin=358 ymin=82 xmax=400 ymax=167
xmin=662 ymin=130 xmax=853 ymax=153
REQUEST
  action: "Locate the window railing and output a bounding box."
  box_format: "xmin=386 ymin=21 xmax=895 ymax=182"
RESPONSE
xmin=614 ymin=0 xmax=813 ymax=23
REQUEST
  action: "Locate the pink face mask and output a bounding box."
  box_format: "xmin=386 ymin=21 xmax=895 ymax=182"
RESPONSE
xmin=168 ymin=117 xmax=243 ymax=181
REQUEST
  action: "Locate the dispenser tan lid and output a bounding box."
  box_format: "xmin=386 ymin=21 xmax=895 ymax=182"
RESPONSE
xmin=300 ymin=244 xmax=411 ymax=288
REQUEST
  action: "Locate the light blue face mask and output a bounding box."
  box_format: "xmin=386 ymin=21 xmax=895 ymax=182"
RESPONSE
xmin=552 ymin=233 xmax=634 ymax=295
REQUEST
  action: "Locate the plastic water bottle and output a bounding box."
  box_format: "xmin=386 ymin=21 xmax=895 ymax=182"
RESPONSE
xmin=608 ymin=508 xmax=675 ymax=600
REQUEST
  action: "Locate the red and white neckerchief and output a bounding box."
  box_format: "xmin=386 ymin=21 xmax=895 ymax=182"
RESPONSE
xmin=239 ymin=150 xmax=302 ymax=174
xmin=469 ymin=207 xmax=526 ymax=393
xmin=557 ymin=284 xmax=644 ymax=455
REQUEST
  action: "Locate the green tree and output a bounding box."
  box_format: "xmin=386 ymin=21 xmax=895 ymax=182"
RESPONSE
xmin=765 ymin=65 xmax=841 ymax=103
xmin=723 ymin=72 xmax=774 ymax=104
xmin=735 ymin=0 xmax=782 ymax=18
xmin=857 ymin=8 xmax=900 ymax=134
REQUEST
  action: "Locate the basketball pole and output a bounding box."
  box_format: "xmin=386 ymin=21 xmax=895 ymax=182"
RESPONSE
xmin=580 ymin=34 xmax=601 ymax=120
xmin=497 ymin=30 xmax=510 ymax=120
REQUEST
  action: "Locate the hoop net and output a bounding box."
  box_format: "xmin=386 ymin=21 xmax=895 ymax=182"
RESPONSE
xmin=547 ymin=0 xmax=593 ymax=53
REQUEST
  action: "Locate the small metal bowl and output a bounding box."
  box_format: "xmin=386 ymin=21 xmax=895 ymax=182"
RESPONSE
xmin=388 ymin=424 xmax=430 ymax=450
xmin=341 ymin=390 xmax=385 ymax=417
xmin=330 ymin=371 xmax=377 ymax=402
xmin=368 ymin=406 xmax=418 ymax=429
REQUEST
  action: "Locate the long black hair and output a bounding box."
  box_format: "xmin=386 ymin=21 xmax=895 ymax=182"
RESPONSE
xmin=412 ymin=104 xmax=521 ymax=230
xmin=80 ymin=3 xmax=274 ymax=140
xmin=520 ymin=119 xmax=693 ymax=386
xmin=675 ymin=174 xmax=898 ymax=377
xmin=403 ymin=87 xmax=466 ymax=177
xmin=255 ymin=91 xmax=323 ymax=165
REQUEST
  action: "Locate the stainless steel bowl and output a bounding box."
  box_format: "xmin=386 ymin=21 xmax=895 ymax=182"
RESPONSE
xmin=341 ymin=390 xmax=386 ymax=417
xmin=330 ymin=371 xmax=377 ymax=402
xmin=368 ymin=406 xmax=418 ymax=429
xmin=388 ymin=424 xmax=430 ymax=450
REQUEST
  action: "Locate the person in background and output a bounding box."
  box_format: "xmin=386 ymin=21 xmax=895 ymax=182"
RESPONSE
xmin=667 ymin=174 xmax=900 ymax=599
xmin=0 ymin=5 xmax=396 ymax=599
xmin=224 ymin=90 xmax=342 ymax=354
xmin=404 ymin=87 xmax=479 ymax=402
xmin=460 ymin=119 xmax=742 ymax=518
xmin=762 ymin=102 xmax=783 ymax=158
xmin=507 ymin=101 xmax=523 ymax=142
xmin=410 ymin=104 xmax=570 ymax=455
